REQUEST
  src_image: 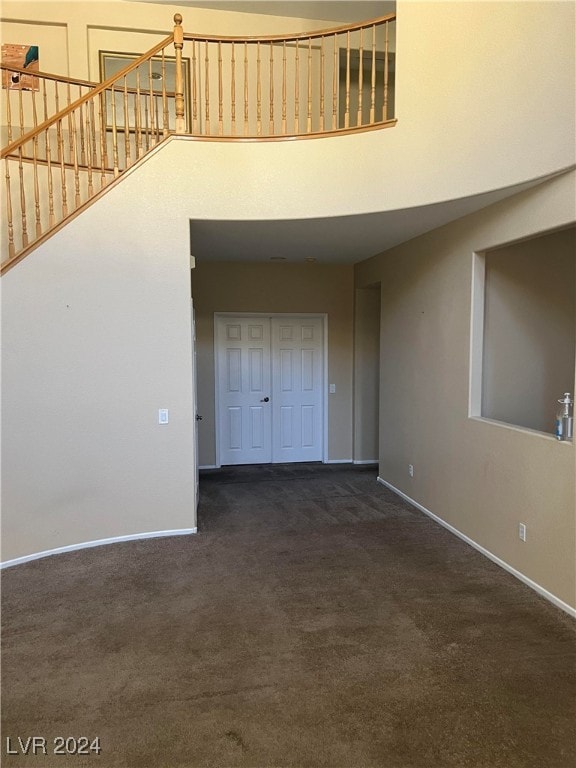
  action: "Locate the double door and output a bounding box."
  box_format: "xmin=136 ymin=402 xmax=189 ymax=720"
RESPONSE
xmin=216 ymin=315 xmax=324 ymax=465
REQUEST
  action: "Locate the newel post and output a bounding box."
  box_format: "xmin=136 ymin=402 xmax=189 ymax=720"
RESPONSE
xmin=173 ymin=13 xmax=185 ymax=133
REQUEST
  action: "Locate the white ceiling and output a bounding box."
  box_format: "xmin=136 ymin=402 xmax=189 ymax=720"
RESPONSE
xmin=128 ymin=1 xmax=394 ymax=22
xmin=189 ymin=175 xmax=557 ymax=264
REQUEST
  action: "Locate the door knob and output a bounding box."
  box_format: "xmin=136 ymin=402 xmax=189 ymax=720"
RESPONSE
xmin=260 ymin=397 xmax=270 ymax=402
xmin=196 ymin=414 xmax=203 ymax=420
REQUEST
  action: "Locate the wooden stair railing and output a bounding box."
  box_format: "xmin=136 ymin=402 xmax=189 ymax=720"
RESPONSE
xmin=1 ymin=24 xmax=180 ymax=273
xmin=1 ymin=66 xmax=97 ymax=147
xmin=1 ymin=13 xmax=396 ymax=273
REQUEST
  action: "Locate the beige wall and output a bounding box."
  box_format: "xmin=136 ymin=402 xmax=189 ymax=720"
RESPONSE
xmin=1 ymin=150 xmax=196 ymax=563
xmin=356 ymin=170 xmax=576 ymax=609
xmin=354 ymin=286 xmax=380 ymax=462
xmin=482 ymin=227 xmax=576 ymax=433
xmin=191 ymin=261 xmax=354 ymax=466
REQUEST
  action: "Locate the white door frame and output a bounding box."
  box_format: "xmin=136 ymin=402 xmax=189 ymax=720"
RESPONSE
xmin=191 ymin=300 xmax=199 ymax=511
xmin=214 ymin=312 xmax=328 ymax=468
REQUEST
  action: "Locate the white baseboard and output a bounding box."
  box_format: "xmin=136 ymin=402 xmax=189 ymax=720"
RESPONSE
xmin=0 ymin=528 xmax=198 ymax=569
xmin=202 ymin=462 xmax=358 ymax=468
xmin=377 ymin=477 xmax=576 ymax=619
xmin=353 ymin=459 xmax=378 ymax=465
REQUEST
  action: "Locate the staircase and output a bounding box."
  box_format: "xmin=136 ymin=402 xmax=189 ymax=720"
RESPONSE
xmin=1 ymin=27 xmax=179 ymax=273
xmin=1 ymin=12 xmax=396 ymax=274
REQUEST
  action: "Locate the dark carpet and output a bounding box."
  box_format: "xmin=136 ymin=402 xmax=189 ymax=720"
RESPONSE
xmin=1 ymin=463 xmax=575 ymax=768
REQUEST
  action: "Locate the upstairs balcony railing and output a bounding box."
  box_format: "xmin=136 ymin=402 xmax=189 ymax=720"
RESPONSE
xmin=1 ymin=12 xmax=396 ymax=273
xmin=177 ymin=13 xmax=396 ymax=137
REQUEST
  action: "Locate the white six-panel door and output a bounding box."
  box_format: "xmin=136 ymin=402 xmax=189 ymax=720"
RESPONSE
xmin=271 ymin=317 xmax=323 ymax=463
xmin=217 ymin=316 xmax=273 ymax=465
xmin=216 ymin=315 xmax=324 ymax=466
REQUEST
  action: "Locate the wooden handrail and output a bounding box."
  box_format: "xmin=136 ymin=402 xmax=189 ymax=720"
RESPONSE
xmin=182 ymin=12 xmax=396 ymax=43
xmin=1 ymin=25 xmax=179 ymax=271
xmin=0 ymin=64 xmax=175 ymax=98
xmin=1 ymin=34 xmax=174 ymax=159
xmin=0 ymin=64 xmax=97 ymax=88
xmin=5 ymin=150 xmax=116 ymax=174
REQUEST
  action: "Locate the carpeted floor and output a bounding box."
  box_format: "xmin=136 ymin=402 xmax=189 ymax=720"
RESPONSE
xmin=1 ymin=463 xmax=575 ymax=767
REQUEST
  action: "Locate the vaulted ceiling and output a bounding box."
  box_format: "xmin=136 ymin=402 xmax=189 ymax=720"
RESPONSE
xmin=127 ymin=1 xmax=395 ymax=23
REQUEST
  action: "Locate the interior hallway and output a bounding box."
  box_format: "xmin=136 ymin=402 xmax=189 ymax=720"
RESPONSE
xmin=2 ymin=464 xmax=575 ymax=767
